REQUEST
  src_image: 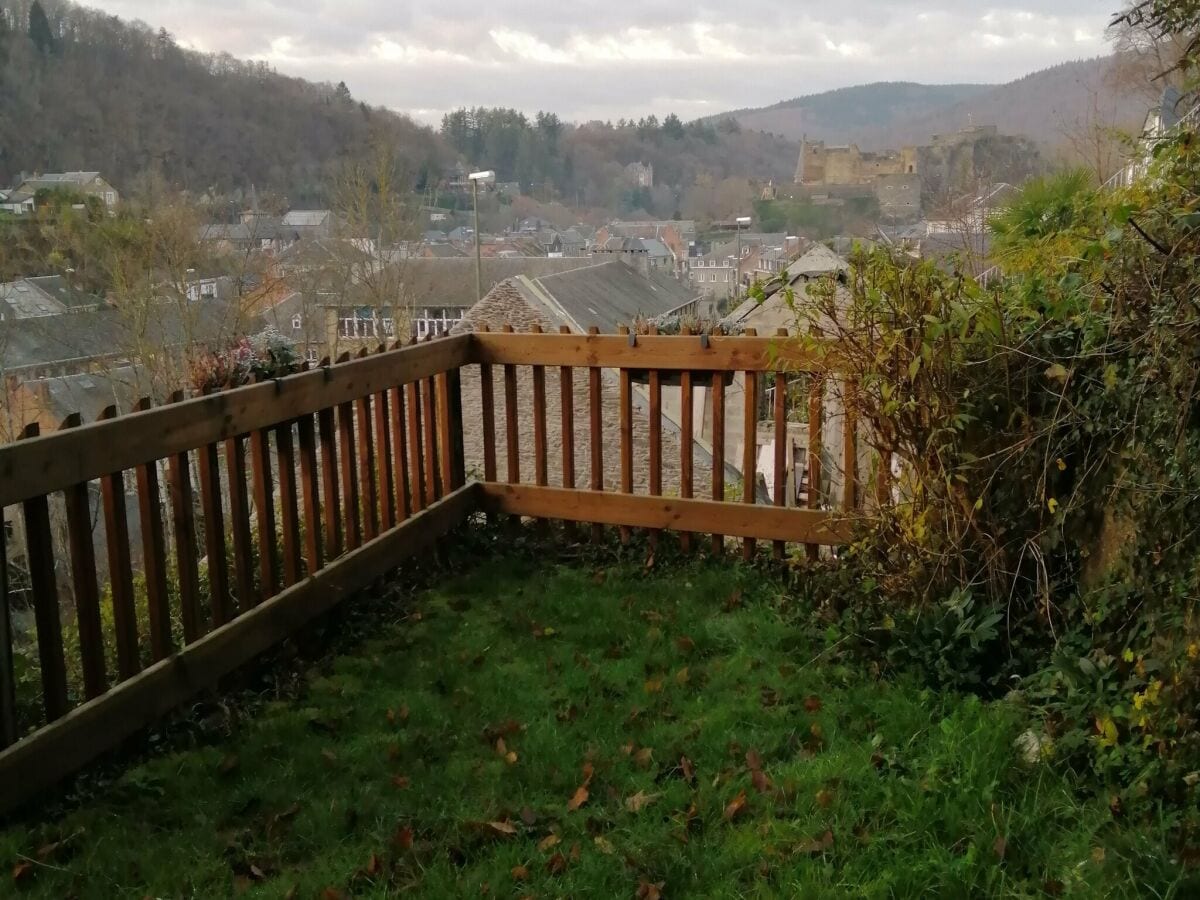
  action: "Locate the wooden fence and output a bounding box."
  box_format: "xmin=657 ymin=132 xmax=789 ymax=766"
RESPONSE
xmin=0 ymin=329 xmax=861 ymax=813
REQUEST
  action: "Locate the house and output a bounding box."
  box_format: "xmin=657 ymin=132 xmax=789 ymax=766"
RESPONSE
xmin=593 ymin=221 xmax=696 ymax=277
xmin=281 ymin=209 xmax=338 ymax=241
xmin=721 ymin=245 xmax=857 ymax=508
xmin=925 ymin=183 xmax=1014 ymax=235
xmin=7 ymin=172 xmax=120 ymax=213
xmin=624 ymin=162 xmax=654 ymax=188
xmin=2 ymin=366 xmax=149 ymax=442
xmin=312 ymin=256 xmax=604 ymax=351
xmin=1115 ymin=86 xmax=1195 ymax=187
xmin=0 ymin=276 xmax=102 ymax=320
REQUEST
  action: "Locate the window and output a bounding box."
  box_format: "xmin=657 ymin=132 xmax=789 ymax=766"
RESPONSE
xmin=291 ymin=314 xmax=303 ymax=330
xmin=306 ymin=347 xmax=320 ymax=363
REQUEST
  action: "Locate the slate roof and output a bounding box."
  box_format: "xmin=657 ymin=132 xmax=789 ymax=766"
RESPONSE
xmin=0 ymin=298 xmax=236 ymax=371
xmin=0 ymin=277 xmax=102 ymax=319
xmin=786 ymin=245 xmax=849 ymax=279
xmin=522 ymin=260 xmax=697 ymax=332
xmin=281 ymin=210 xmax=332 ymax=228
xmin=29 ymin=365 xmax=149 ymax=422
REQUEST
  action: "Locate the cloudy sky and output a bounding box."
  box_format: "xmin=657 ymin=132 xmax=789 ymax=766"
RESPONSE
xmin=85 ymin=1 xmax=1118 ymax=125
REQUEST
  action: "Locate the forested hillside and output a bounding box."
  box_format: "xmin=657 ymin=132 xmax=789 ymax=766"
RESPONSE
xmin=720 ymin=82 xmax=994 ymax=144
xmin=439 ymin=108 xmax=799 ymax=217
xmin=0 ymin=0 xmax=446 ymax=204
xmin=722 ymin=57 xmax=1154 ymax=152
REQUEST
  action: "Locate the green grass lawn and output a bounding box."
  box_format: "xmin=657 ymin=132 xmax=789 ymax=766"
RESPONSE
xmin=0 ymin=554 xmax=1183 ymax=898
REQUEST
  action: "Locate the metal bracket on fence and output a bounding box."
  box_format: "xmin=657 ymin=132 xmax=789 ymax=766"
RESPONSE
xmin=274 ymin=378 xmax=283 ymax=394
xmin=700 ymin=333 xmax=710 ymax=349
xmin=628 ymin=332 xmax=637 ymax=347
xmin=322 ymin=361 xmax=332 ymax=381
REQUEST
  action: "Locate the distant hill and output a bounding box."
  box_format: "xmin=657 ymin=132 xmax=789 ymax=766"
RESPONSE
xmin=722 ymin=57 xmax=1155 ymax=152
xmin=0 ymin=0 xmax=447 ymax=204
xmin=721 ymin=82 xmax=994 ymax=145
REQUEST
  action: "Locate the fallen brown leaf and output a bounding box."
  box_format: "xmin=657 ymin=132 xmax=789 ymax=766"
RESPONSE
xmin=365 ymin=853 xmax=381 ymax=876
xmin=745 ymin=749 xmax=763 ymax=771
xmin=751 ymin=769 xmax=772 ymax=794
xmin=12 ymin=860 xmax=33 ymax=883
xmin=633 ymin=747 xmax=654 ymax=770
xmin=815 ymin=789 xmax=834 ymax=809
xmin=804 ymin=695 xmax=823 ymax=713
xmin=723 ymin=789 xmax=748 ymax=822
xmin=567 ymin=785 xmax=589 ymax=811
xmin=676 ymin=635 xmax=696 ymax=654
xmin=644 ymin=677 xmax=664 ymax=694
xmin=218 ymin=753 xmax=239 ymax=775
xmin=569 ymin=842 xmax=581 ymax=862
xmin=795 ymin=830 xmax=835 ymax=856
xmin=994 ymin=835 xmax=1007 ymax=860
xmin=321 ymin=749 xmax=337 ymax=766
xmin=487 ymin=820 xmax=518 ymax=836
xmin=393 ymin=825 xmax=414 ymax=850
xmin=537 ymin=834 xmax=561 ymax=852
xmin=511 ymin=864 xmax=529 ymax=881
xmin=637 ymin=879 xmax=665 ymax=899
xmin=626 ymin=791 xmax=661 ymax=813
xmin=680 ymin=756 xmax=695 ymax=784
xmin=391 ymin=775 xmax=411 ymax=789
xmin=594 ymin=836 xmax=616 ymax=855
xmin=546 ymin=852 xmax=568 ymax=875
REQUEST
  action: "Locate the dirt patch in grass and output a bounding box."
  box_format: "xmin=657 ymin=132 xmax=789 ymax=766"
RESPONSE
xmin=0 ymin=555 xmax=1182 ymax=897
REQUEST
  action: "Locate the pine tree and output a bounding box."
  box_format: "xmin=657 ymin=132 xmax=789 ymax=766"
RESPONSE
xmin=28 ymin=0 xmax=55 ymax=54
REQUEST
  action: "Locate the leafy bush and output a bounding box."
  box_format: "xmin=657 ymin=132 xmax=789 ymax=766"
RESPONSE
xmin=785 ymin=92 xmax=1200 ymax=822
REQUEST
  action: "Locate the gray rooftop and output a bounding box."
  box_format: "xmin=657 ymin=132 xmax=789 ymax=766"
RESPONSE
xmin=523 ymin=260 xmax=697 ymax=332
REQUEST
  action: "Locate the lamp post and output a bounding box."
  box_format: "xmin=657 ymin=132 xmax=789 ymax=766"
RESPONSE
xmin=734 ymin=215 xmax=752 ymax=303
xmin=469 ymin=170 xmax=495 ymax=302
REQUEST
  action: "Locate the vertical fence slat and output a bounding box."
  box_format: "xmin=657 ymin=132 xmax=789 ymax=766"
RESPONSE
xmin=502 ymin=325 xmax=520 ymax=486
xmin=250 ymin=425 xmax=279 ymax=596
xmin=317 ymin=401 xmax=343 ymax=560
xmin=337 ymin=396 xmax=362 ymax=551
xmin=97 ymin=409 xmax=142 ymax=676
xmin=167 ymin=390 xmax=201 ymax=643
xmin=355 ymin=389 xmax=379 ymax=542
xmin=587 ymin=326 xmax=603 ymax=543
xmin=741 ymin=328 xmax=758 ymax=562
xmin=618 ymin=325 xmax=633 ymax=545
xmin=647 ymin=327 xmax=662 ymax=551
xmin=60 ymin=414 xmax=106 ymax=699
xmin=374 ymin=363 xmax=396 ymax=531
xmin=297 ymin=413 xmax=324 ymax=574
xmin=421 ymin=372 xmax=441 ymax=503
xmin=276 ymin=421 xmax=303 ymax=588
xmin=389 ymin=384 xmax=411 ymax=521
xmin=447 ymin=364 xmax=467 ymax=492
xmin=710 ymin=373 xmax=725 ymax=556
xmin=436 ymin=370 xmax=455 ymax=497
xmin=0 ymin=533 xmax=17 ymax=747
xmin=197 ymin=419 xmax=232 ymax=629
xmin=843 ymin=378 xmax=858 ymax=513
xmin=531 ymin=325 xmax=549 ymax=495
xmin=679 ymin=326 xmax=694 ymax=554
xmin=558 ymin=325 xmax=577 ymax=539
xmin=772 ymin=329 xmax=789 ymax=560
xmin=133 ymin=399 xmax=172 ymax=660
xmin=807 ymin=375 xmax=824 ymax=562
xmin=406 ymin=380 xmax=426 ymax=514
xmin=20 ymin=424 xmax=68 ymax=721
xmin=479 ymin=325 xmax=498 ymax=483
xmin=224 ymin=433 xmax=257 ymax=611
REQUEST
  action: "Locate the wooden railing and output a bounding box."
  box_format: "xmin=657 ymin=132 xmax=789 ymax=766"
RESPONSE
xmin=0 ymin=328 xmax=861 ymax=812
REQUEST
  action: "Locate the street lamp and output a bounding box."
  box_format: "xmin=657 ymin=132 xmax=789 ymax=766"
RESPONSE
xmin=469 ymin=170 xmax=495 ymax=302
xmin=734 ymin=216 xmax=752 ymax=303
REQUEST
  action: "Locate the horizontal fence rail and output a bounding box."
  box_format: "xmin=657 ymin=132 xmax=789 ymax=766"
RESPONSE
xmin=0 ymin=328 xmax=869 ymax=812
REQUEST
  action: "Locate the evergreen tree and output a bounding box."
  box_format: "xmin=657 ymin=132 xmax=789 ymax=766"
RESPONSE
xmin=28 ymin=0 xmax=54 ymax=54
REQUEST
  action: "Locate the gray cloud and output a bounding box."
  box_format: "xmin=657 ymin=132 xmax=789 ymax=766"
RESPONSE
xmin=85 ymin=0 xmax=1118 ymax=123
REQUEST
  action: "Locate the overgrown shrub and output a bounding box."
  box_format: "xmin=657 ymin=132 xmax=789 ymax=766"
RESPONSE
xmin=786 ymin=95 xmax=1200 ymax=820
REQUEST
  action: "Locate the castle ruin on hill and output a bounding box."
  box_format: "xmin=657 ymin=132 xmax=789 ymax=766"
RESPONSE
xmin=793 ymin=125 xmax=1009 ymax=221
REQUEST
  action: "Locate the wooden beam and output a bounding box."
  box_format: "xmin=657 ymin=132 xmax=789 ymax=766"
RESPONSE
xmin=0 ymin=336 xmax=472 ymax=508
xmin=478 ymin=483 xmax=854 ymax=546
xmin=0 ymin=482 xmax=480 ymax=817
xmin=470 ymin=332 xmax=839 ymax=373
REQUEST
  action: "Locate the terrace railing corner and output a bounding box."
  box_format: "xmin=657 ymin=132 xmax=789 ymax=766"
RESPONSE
xmin=0 ymin=327 xmax=871 ymax=813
